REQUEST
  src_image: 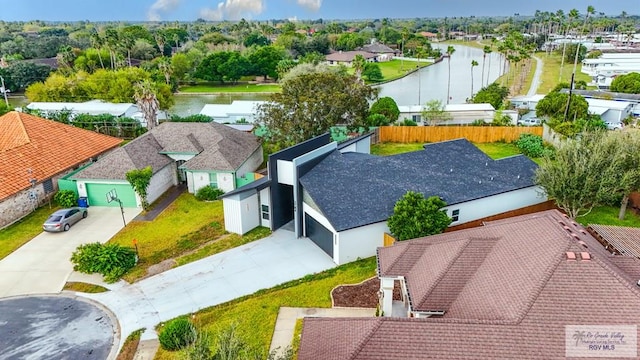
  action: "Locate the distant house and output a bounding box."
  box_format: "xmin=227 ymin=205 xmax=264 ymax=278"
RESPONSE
xmin=298 ymin=210 xmax=640 ymax=359
xmin=357 ymin=43 xmax=398 ymax=61
xmin=562 ymin=89 xmax=640 ymax=118
xmin=418 ymin=31 xmax=438 ymax=41
xmin=71 ymin=122 xmax=262 ymax=207
xmin=398 ymin=103 xmax=497 ymax=125
xmin=585 ymin=98 xmax=634 ymax=124
xmin=199 ymin=100 xmax=265 ymax=124
xmin=0 ymin=112 xmax=122 ymax=228
xmin=509 ymin=94 xmax=545 ymax=110
xmin=325 ymin=51 xmax=378 ymax=66
xmin=26 ymin=100 xmax=169 ymax=128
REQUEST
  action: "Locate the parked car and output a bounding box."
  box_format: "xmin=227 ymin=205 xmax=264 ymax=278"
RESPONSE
xmin=518 ymin=118 xmax=542 ymax=126
xmin=43 ymin=207 xmax=88 ymax=232
xmin=605 ymin=121 xmax=624 ymax=130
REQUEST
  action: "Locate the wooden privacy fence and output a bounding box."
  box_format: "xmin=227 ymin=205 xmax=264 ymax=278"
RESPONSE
xmin=378 ymin=126 xmax=543 ymax=143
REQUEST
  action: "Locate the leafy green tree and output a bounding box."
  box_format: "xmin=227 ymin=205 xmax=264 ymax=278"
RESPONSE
xmin=195 ymin=51 xmax=233 ymax=82
xmin=4 ymin=61 xmax=52 ymax=91
xmin=610 ymin=72 xmax=640 ymax=94
xmin=257 ymin=71 xmax=376 ymax=149
xmin=562 ymin=43 xmax=587 ymax=64
xmin=370 ymin=97 xmax=400 ymax=122
xmin=422 ymin=99 xmax=452 ymax=125
xmin=335 ymin=33 xmax=365 ymax=51
xmin=535 ymin=131 xmax=619 ymax=218
xmin=472 ymin=83 xmax=509 ymax=109
xmin=598 ymin=131 xmax=640 ymax=220
xmin=219 ymin=52 xmax=251 ymax=83
xmin=247 ymin=45 xmax=287 ymax=80
xmin=126 ymin=166 xmax=153 ymax=209
xmin=363 ymin=63 xmax=383 ymax=82
xmin=366 ymin=113 xmax=391 ymax=126
xmin=535 ymin=92 xmax=589 ymax=121
xmin=387 ymin=192 xmax=452 ymax=241
xmin=171 ymin=53 xmax=192 ymax=82
xmin=243 ymin=32 xmax=271 ymax=47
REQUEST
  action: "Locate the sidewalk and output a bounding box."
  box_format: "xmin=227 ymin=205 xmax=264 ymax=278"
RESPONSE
xmin=78 ymin=229 xmax=337 ymax=353
xmin=269 ymin=307 xmax=375 ymax=356
xmin=134 ymin=184 xmax=186 ymax=222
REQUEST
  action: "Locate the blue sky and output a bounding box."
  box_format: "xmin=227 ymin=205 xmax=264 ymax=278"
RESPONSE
xmin=0 ymin=0 xmax=633 ymax=22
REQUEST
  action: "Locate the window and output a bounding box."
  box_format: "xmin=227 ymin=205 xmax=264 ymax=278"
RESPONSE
xmin=261 ymin=204 xmax=270 ymax=220
xmin=451 ymin=209 xmax=460 ymax=222
xmin=43 ymin=179 xmax=54 ymax=194
xmin=412 ymin=114 xmax=422 ymax=122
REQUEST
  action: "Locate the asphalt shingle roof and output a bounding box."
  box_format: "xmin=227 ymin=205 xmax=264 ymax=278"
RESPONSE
xmin=73 ymin=121 xmax=261 ymax=180
xmin=299 ymin=139 xmax=538 ymax=232
xmin=0 ymin=112 xmax=122 ymax=200
xmin=298 ymin=210 xmax=640 ymax=360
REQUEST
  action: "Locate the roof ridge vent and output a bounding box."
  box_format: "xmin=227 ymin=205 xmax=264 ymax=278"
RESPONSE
xmin=566 ymin=252 xmax=577 ymax=261
xmin=577 ymin=240 xmax=588 ymax=248
xmin=580 ymin=252 xmax=591 ymax=261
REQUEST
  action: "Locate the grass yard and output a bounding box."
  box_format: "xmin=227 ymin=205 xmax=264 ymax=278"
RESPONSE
xmin=376 ymin=59 xmax=431 ymax=82
xmin=0 ymin=205 xmax=59 ymax=260
xmin=154 ymin=257 xmax=377 ymax=359
xmin=371 ymin=142 xmax=425 ymax=156
xmin=109 ymin=193 xmax=225 ymax=282
xmin=473 ymin=142 xmax=521 ymax=159
xmin=576 ymin=206 xmax=640 ymax=228
xmin=536 ymin=52 xmax=593 ymax=94
xmin=116 ymin=328 xmax=145 ymax=360
xmin=178 ymin=83 xmax=281 ymax=93
xmin=62 ymin=282 xmax=109 ymax=293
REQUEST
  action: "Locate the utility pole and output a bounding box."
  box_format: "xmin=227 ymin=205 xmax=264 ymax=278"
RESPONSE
xmin=0 ymin=76 xmax=9 ymax=107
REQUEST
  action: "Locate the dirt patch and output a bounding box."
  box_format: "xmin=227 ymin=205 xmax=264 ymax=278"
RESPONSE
xmin=147 ymin=259 xmax=177 ymax=277
xmin=331 ymin=277 xmax=401 ymax=308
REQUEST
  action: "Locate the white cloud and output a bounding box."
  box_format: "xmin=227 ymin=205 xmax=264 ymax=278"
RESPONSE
xmin=199 ymin=0 xmax=264 ymax=21
xmin=148 ymin=0 xmax=182 ymax=21
xmin=296 ymin=0 xmax=321 ymax=11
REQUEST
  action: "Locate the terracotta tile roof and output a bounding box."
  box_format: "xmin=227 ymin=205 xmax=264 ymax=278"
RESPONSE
xmin=588 ymin=224 xmax=640 ymax=257
xmin=299 ymin=210 xmax=640 ymax=360
xmin=0 ymin=111 xmax=122 ymax=200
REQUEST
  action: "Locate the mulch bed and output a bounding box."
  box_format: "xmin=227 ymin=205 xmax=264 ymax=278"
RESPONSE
xmin=331 ymin=277 xmax=401 ymax=308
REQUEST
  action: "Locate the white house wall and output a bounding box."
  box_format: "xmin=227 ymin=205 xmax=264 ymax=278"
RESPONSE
xmin=277 ymin=160 xmax=294 ymax=185
xmin=147 ymin=164 xmax=177 ymax=204
xmin=236 ymin=146 xmax=263 ymax=177
xmin=187 ymin=172 xmax=195 ymax=193
xmin=336 ymin=221 xmax=389 ymax=265
xmin=223 ymin=194 xmax=260 ymax=235
xmin=191 ymin=171 xmax=212 ymax=194
xmin=260 ymin=188 xmax=271 ymax=228
xmin=216 ymin=172 xmax=235 ymax=192
xmin=443 ymin=186 xmax=547 ymax=226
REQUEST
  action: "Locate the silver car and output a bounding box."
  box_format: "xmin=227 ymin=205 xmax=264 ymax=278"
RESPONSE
xmin=43 ymin=207 xmax=88 ymax=232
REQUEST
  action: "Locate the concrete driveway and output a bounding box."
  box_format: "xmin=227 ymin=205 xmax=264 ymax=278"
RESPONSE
xmin=0 ymin=206 xmax=141 ymax=298
xmin=81 ymin=228 xmax=336 ymax=347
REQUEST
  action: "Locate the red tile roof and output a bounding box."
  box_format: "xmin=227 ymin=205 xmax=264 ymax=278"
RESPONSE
xmin=299 ymin=210 xmax=640 ymax=359
xmin=0 ymin=111 xmax=122 ymax=200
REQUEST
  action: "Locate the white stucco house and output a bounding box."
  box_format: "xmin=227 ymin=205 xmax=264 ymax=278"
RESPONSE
xmin=199 ymin=101 xmax=265 ymax=124
xmin=398 ymin=103 xmax=496 ymax=125
xmin=585 ymin=98 xmax=634 ymax=124
xmin=71 ymin=122 xmax=263 ymax=208
xmin=222 ymin=135 xmax=547 ymax=265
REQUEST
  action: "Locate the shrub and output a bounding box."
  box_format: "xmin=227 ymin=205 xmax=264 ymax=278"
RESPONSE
xmin=515 ymin=133 xmax=546 ymax=158
xmin=195 ymin=185 xmax=224 ymax=201
xmin=159 ymin=317 xmax=197 ymax=351
xmin=70 ymin=243 xmax=137 ymax=283
xmin=54 ymin=190 xmax=78 ymax=208
xmin=398 ymin=119 xmax=417 ymax=126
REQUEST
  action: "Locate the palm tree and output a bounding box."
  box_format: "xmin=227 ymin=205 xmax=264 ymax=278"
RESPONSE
xmin=90 ymin=31 xmax=105 ymax=69
xmin=134 ymin=80 xmax=159 ymax=131
xmin=446 ymin=45 xmax=455 ymax=104
xmin=158 ymin=57 xmax=173 ymax=85
xmin=470 ymin=60 xmax=478 ymax=98
xmin=560 ymin=9 xmax=579 ymax=82
xmin=564 ymin=5 xmax=595 ymax=122
xmin=352 ymin=54 xmax=367 ymax=83
xmin=482 ymin=45 xmax=492 ymax=87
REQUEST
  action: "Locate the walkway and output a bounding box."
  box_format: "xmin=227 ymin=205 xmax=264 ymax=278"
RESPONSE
xmin=528 ymin=55 xmax=544 ymax=96
xmin=133 ymin=184 xmax=186 ymax=221
xmin=269 ymin=307 xmax=375 ymax=356
xmin=79 ymin=229 xmax=337 ymax=352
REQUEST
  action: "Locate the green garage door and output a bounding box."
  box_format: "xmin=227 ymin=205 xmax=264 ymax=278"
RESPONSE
xmin=85 ymin=183 xmax=137 ymax=207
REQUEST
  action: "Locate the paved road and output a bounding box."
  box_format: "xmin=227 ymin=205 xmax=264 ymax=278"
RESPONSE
xmin=80 ymin=229 xmax=337 ymax=350
xmin=528 ymin=55 xmax=544 ymax=96
xmin=0 ymin=295 xmax=117 ymax=360
xmin=0 ymin=207 xmax=141 ymax=297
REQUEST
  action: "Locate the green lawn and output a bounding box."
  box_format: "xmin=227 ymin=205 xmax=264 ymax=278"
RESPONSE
xmin=154 ymin=257 xmax=377 ymax=359
xmin=371 ymin=142 xmax=425 ymax=156
xmin=473 ymin=142 xmax=521 ymax=159
xmin=537 ymin=52 xmax=593 ymax=94
xmin=178 ymin=83 xmax=282 ymax=93
xmin=63 ymin=282 xmax=109 ymax=293
xmin=0 ymin=205 xmax=60 ymax=260
xmin=376 ymin=59 xmax=432 ymax=82
xmin=577 ymin=206 xmax=640 ymax=228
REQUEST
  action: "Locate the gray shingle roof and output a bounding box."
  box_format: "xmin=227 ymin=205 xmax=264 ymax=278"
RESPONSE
xmin=299 ymin=139 xmax=538 ymax=232
xmin=73 ymin=122 xmax=260 ymax=180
